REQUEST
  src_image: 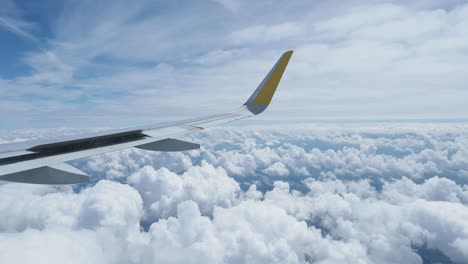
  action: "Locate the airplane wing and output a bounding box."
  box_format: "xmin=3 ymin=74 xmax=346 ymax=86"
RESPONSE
xmin=0 ymin=50 xmax=293 ymax=184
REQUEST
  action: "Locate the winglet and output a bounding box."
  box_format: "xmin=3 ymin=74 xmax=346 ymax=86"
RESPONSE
xmin=244 ymin=50 xmax=293 ymax=115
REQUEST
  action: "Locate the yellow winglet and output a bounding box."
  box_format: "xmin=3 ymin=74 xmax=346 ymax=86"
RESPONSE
xmin=244 ymin=50 xmax=293 ymax=115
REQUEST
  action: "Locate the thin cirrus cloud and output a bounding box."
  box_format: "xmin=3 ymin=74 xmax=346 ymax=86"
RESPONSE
xmin=0 ymin=0 xmax=467 ymax=128
xmin=1 ymin=1 xmax=468 ymax=263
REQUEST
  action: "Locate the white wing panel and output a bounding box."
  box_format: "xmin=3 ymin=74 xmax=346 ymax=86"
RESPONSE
xmin=142 ymin=125 xmax=201 ymax=138
xmin=0 ymin=51 xmax=293 ymax=184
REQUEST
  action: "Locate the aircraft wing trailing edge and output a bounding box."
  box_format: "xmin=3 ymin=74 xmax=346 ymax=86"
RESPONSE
xmin=0 ymin=51 xmax=293 ymax=184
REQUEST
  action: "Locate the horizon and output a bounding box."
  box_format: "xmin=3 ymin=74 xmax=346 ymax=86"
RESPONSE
xmin=1 ymin=1 xmax=468 ymax=263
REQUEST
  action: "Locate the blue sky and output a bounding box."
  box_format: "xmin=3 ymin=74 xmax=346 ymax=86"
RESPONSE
xmin=1 ymin=0 xmax=468 ymax=128
xmin=2 ymin=2 xmax=468 ymax=262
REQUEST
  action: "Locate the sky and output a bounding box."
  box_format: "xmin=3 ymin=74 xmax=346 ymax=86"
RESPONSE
xmin=2 ymin=1 xmax=468 ymax=263
xmin=1 ymin=0 xmax=468 ymax=128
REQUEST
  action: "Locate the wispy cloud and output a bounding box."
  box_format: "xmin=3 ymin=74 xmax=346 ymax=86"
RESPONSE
xmin=0 ymin=0 xmax=39 ymax=43
xmin=0 ymin=16 xmax=37 ymax=42
xmin=1 ymin=1 xmax=468 ymax=128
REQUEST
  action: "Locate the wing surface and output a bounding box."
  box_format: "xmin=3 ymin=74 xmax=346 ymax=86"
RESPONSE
xmin=0 ymin=50 xmax=293 ymax=184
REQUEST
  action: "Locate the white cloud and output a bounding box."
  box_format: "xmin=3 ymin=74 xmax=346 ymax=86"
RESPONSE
xmin=0 ymin=229 xmax=115 ymax=264
xmin=3 ymin=0 xmax=468 ymax=262
xmin=193 ymin=48 xmax=247 ymax=65
xmin=128 ymin=161 xmax=241 ymax=221
xmin=229 ymin=22 xmax=305 ymax=44
xmin=147 ymin=199 xmax=370 ymax=263
xmin=262 ymin=161 xmax=290 ymax=177
xmin=382 ymin=176 xmax=468 ymax=204
xmin=3 ymin=1 xmax=468 ymax=126
xmin=0 ymin=0 xmax=37 ymax=42
xmin=211 ymin=0 xmax=241 ymax=12
xmin=0 ymin=180 xmax=146 ymax=264
xmin=0 ymin=16 xmax=36 ymax=42
xmin=77 ymin=180 xmax=143 ymax=233
xmin=193 ymin=125 xmax=468 ymax=186
xmin=81 ymin=147 xmax=194 ymax=180
xmin=2 ymin=123 xmax=468 ymax=263
xmin=264 ymin=178 xmax=468 ymax=263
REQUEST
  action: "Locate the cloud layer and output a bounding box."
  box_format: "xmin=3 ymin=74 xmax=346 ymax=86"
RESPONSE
xmin=1 ymin=124 xmax=468 ymax=263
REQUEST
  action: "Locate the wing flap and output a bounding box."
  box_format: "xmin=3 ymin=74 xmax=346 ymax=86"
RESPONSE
xmin=135 ymin=138 xmax=200 ymax=152
xmin=0 ymin=163 xmax=89 ymax=184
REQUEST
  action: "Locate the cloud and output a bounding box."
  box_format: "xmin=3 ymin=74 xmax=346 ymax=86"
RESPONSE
xmin=382 ymin=176 xmax=468 ymax=204
xmin=0 ymin=229 xmax=115 ymax=264
xmin=192 ymin=48 xmax=247 ymax=65
xmin=3 ymin=1 xmax=468 ymax=127
xmin=264 ymin=179 xmax=468 ymax=263
xmin=2 ymin=124 xmax=468 ymax=262
xmin=211 ymin=0 xmax=241 ymax=12
xmin=229 ymin=22 xmax=305 ymax=44
xmin=0 ymin=16 xmax=36 ymax=42
xmin=128 ymin=161 xmax=240 ymax=221
xmin=0 ymin=0 xmax=37 ymax=42
xmin=0 ymin=180 xmax=141 ymax=232
xmin=79 ymin=147 xmax=194 ymax=180
xmin=262 ymin=161 xmax=290 ymax=177
xmin=77 ymin=180 xmax=143 ymax=233
xmin=0 ymin=181 xmax=145 ymax=264
xmin=3 ymin=0 xmax=468 ymax=262
xmin=192 ymin=125 xmax=468 ymax=188
xmin=147 ymin=199 xmax=370 ymax=263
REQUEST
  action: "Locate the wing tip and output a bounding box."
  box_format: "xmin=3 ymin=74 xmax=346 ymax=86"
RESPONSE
xmin=244 ymin=50 xmax=293 ymax=115
xmin=284 ymin=50 xmax=294 ymax=56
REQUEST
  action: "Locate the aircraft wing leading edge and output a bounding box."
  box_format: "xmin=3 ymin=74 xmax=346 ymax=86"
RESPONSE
xmin=0 ymin=50 xmax=293 ymax=184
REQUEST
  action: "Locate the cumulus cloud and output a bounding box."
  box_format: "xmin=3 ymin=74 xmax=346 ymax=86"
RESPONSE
xmin=264 ymin=179 xmax=468 ymax=263
xmin=194 ymin=125 xmax=468 ymax=188
xmin=1 ymin=124 xmax=468 ymax=263
xmin=262 ymin=161 xmax=290 ymax=177
xmin=0 ymin=180 xmax=145 ymax=264
xmin=79 ymin=147 xmax=194 ymax=180
xmin=128 ymin=162 xmax=241 ymax=221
